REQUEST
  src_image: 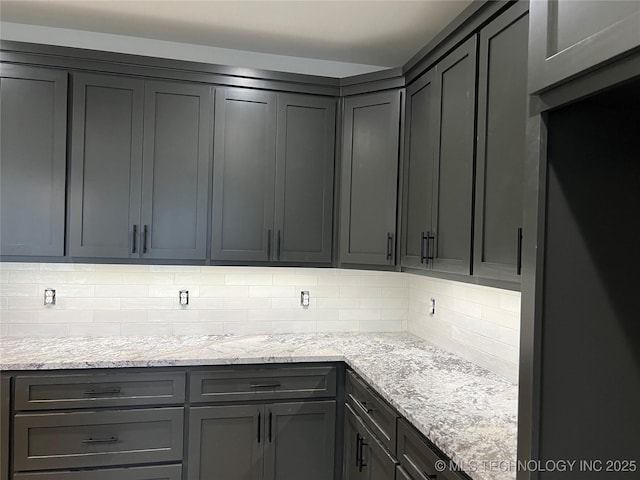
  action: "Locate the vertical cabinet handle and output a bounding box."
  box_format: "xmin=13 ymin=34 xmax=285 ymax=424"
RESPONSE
xmin=277 ymin=230 xmax=281 ymax=260
xmin=257 ymin=411 xmax=261 ymax=443
xmin=268 ymin=411 xmax=273 ymax=443
xmin=132 ymin=225 xmax=137 ymax=254
xmin=143 ymin=225 xmax=149 ymax=253
xmin=267 ymin=229 xmax=272 ymax=258
xmin=427 ymin=232 xmax=434 ymax=263
xmin=517 ymin=227 xmax=523 ymax=275
xmin=420 ymin=232 xmax=428 ymax=264
xmin=358 ymin=437 xmax=368 ymax=471
xmin=386 ymin=233 xmax=394 ymax=261
xmin=355 ymin=433 xmax=362 ymax=468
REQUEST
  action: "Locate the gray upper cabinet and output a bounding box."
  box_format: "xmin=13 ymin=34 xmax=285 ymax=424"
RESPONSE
xmin=69 ymin=74 xmax=211 ymax=260
xmin=528 ymin=0 xmax=640 ymax=93
xmin=402 ymin=37 xmax=477 ymax=275
xmin=274 ymin=94 xmax=335 ymax=264
xmin=473 ymin=3 xmax=529 ymax=283
xmin=429 ymin=36 xmax=477 ymax=275
xmin=0 ymin=65 xmax=67 ymax=257
xmin=212 ymin=88 xmax=277 ymax=262
xmin=141 ymin=81 xmax=212 ymax=259
xmin=401 ymin=70 xmax=436 ymax=269
xmin=340 ymin=90 xmax=401 ymax=266
xmin=69 ymin=73 xmax=144 ymax=259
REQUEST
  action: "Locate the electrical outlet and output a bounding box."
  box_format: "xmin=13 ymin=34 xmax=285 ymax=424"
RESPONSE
xmin=44 ymin=288 xmax=56 ymax=306
xmin=300 ymin=291 xmax=310 ymax=308
xmin=179 ymin=290 xmax=189 ymax=306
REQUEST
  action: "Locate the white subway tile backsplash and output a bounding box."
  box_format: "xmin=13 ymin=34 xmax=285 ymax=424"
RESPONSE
xmin=1 ymin=262 xmax=520 ymax=381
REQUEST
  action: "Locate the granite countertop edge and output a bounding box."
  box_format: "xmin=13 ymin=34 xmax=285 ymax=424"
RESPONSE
xmin=0 ymin=333 xmax=518 ymax=480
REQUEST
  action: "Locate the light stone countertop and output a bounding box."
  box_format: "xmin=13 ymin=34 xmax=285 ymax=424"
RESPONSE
xmin=0 ymin=333 xmax=518 ymax=480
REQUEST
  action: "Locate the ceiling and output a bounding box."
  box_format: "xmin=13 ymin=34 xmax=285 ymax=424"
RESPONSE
xmin=0 ymin=0 xmax=473 ymax=73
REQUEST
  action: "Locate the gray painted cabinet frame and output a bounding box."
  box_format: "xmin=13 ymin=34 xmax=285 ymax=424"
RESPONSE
xmin=0 ymin=65 xmax=67 ymax=257
xmin=472 ymin=2 xmax=529 ymax=283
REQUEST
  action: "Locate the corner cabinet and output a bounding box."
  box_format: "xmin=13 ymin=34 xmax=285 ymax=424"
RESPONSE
xmin=212 ymin=88 xmax=335 ymax=264
xmin=401 ymin=37 xmax=476 ymax=275
xmin=528 ymin=0 xmax=640 ymax=93
xmin=340 ymin=90 xmax=401 ymax=267
xmin=69 ymin=74 xmax=212 ymax=260
xmin=473 ymin=3 xmax=529 ymax=283
xmin=0 ymin=65 xmax=67 ymax=257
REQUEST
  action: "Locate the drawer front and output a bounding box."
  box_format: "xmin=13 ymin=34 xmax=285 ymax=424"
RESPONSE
xmin=13 ymin=408 xmax=184 ymax=471
xmin=14 ymin=372 xmax=186 ymax=410
xmin=397 ymin=419 xmax=467 ymax=480
xmin=346 ymin=370 xmax=398 ymax=454
xmin=190 ymin=365 xmax=336 ymax=403
xmin=13 ymin=465 xmax=182 ymax=480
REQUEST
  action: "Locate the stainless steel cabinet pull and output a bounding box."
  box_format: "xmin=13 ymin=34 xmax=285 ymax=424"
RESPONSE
xmin=82 ymin=436 xmax=119 ymax=444
xmin=277 ymin=230 xmax=281 ymax=260
xmin=132 ymin=225 xmax=137 ymax=254
xmin=257 ymin=411 xmax=261 ymax=443
xmin=83 ymin=387 xmax=122 ymax=396
xmin=517 ymin=227 xmax=523 ymax=275
xmin=386 ymin=232 xmax=393 ymax=260
xmin=143 ymin=225 xmax=149 ymax=253
xmin=250 ymin=383 xmax=281 ymax=389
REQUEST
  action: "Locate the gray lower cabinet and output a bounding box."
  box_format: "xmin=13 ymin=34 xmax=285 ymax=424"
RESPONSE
xmin=188 ymin=401 xmax=336 ymax=480
xmin=528 ymin=0 xmax=640 ymax=93
xmin=0 ymin=65 xmax=67 ymax=257
xmin=212 ymin=89 xmax=335 ymax=264
xmin=340 ymin=90 xmax=401 ymax=266
xmin=472 ymin=3 xmax=529 ymax=283
xmin=344 ymin=404 xmax=397 ymax=480
xmin=69 ymin=73 xmax=212 ymax=260
xmin=401 ymin=37 xmax=476 ymax=275
xmin=13 ymin=465 xmax=182 ymax=480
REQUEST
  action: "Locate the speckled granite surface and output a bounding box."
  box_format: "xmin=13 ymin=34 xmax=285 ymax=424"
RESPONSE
xmin=0 ymin=333 xmax=518 ymax=480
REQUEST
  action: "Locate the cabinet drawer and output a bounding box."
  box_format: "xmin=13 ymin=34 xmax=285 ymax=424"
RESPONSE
xmin=13 ymin=408 xmax=184 ymax=471
xmin=14 ymin=372 xmax=186 ymax=410
xmin=346 ymin=370 xmax=398 ymax=454
xmin=397 ymin=419 xmax=467 ymax=480
xmin=189 ymin=365 xmax=336 ymax=403
xmin=13 ymin=465 xmax=182 ymax=480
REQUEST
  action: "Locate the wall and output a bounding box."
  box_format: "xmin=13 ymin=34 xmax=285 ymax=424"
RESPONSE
xmin=0 ymin=262 xmax=521 ymax=382
xmin=408 ymin=275 xmax=521 ymax=382
xmin=0 ymin=263 xmax=408 ymax=337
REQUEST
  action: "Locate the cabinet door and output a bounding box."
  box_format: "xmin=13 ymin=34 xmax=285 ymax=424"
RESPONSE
xmin=0 ymin=65 xmax=67 ymax=257
xmin=528 ymin=0 xmax=640 ymax=93
xmin=274 ymin=94 xmax=335 ymax=264
xmin=340 ymin=91 xmax=401 ymax=266
xmin=344 ymin=405 xmax=368 ymax=480
xmin=141 ymin=81 xmax=212 ymax=260
xmin=188 ymin=405 xmax=262 ymax=480
xmin=263 ymin=401 xmax=335 ymax=480
xmin=401 ymin=70 xmax=436 ymax=269
xmin=212 ymin=88 xmax=276 ymax=262
xmin=473 ymin=4 xmax=529 ymax=282
xmin=430 ymin=37 xmax=477 ymax=275
xmin=1 ymin=376 xmax=9 ymax=480
xmin=69 ymin=74 xmax=144 ymax=258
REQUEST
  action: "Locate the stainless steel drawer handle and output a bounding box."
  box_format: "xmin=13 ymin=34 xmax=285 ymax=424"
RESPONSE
xmin=82 ymin=436 xmax=120 ymax=444
xmin=250 ymin=383 xmax=281 ymax=389
xmin=83 ymin=387 xmax=122 ymax=396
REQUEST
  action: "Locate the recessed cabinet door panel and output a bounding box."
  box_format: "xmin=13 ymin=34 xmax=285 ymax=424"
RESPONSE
xmin=141 ymin=81 xmax=212 ymax=259
xmin=188 ymin=405 xmax=262 ymax=480
xmin=430 ymin=37 xmax=476 ymax=275
xmin=528 ymin=0 xmax=640 ymax=93
xmin=263 ymin=401 xmax=336 ymax=480
xmin=340 ymin=91 xmax=400 ymax=266
xmin=401 ymin=70 xmax=436 ymax=269
xmin=473 ymin=5 xmax=529 ymax=282
xmin=69 ymin=74 xmax=144 ymax=258
xmin=274 ymin=94 xmax=335 ymax=264
xmin=0 ymin=65 xmax=67 ymax=257
xmin=212 ymin=88 xmax=276 ymax=262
